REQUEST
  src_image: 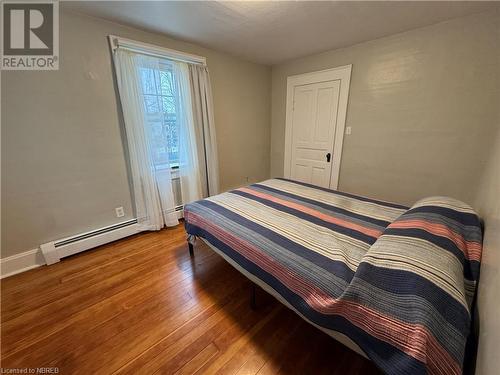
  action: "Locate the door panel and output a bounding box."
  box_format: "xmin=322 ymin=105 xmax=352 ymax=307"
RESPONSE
xmin=311 ymin=167 xmax=326 ymax=186
xmin=293 ymin=88 xmax=314 ymax=145
xmin=314 ymin=86 xmax=337 ymax=145
xmin=294 ymin=163 xmax=310 ymax=183
xmin=289 ymin=80 xmax=340 ymax=188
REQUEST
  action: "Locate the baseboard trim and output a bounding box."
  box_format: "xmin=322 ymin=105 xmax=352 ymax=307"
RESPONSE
xmin=0 ymin=216 xmax=183 ymax=279
xmin=54 ymin=223 xmax=142 ymax=260
xmin=1 ymin=249 xmax=46 ymax=279
xmin=2 ymin=222 xmax=143 ymax=279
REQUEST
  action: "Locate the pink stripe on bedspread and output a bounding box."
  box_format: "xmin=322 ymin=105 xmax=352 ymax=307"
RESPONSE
xmin=390 ymin=219 xmax=481 ymax=261
xmin=187 ymin=211 xmax=461 ymax=375
xmin=237 ymin=187 xmax=383 ymax=239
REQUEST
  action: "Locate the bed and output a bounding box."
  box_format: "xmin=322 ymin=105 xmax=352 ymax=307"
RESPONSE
xmin=184 ymin=178 xmax=482 ymax=375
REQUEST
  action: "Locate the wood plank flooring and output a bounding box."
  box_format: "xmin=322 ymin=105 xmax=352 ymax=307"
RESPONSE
xmin=1 ymin=224 xmax=381 ymax=374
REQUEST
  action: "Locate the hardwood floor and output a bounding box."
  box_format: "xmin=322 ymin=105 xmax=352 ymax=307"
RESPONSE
xmin=1 ymin=224 xmax=381 ymax=374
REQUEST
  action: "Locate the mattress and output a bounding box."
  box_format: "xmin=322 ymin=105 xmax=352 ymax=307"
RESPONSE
xmin=184 ymin=178 xmax=482 ymax=375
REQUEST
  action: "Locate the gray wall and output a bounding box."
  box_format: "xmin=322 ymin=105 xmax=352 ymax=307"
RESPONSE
xmin=474 ymin=126 xmax=500 ymax=375
xmin=271 ymin=12 xmax=500 ymax=374
xmin=1 ymin=10 xmax=271 ymax=258
xmin=271 ymin=11 xmax=499 ymax=206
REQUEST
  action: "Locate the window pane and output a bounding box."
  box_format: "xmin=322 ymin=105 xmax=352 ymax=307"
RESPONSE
xmin=144 ymin=95 xmax=160 ymax=113
xmin=139 ymin=68 xmax=156 ymax=95
xmin=164 ymin=116 xmax=179 ymax=163
xmin=139 ymin=61 xmax=180 ymax=167
xmin=160 ymin=70 xmax=175 ymax=96
xmin=162 ymin=96 xmax=176 ymax=114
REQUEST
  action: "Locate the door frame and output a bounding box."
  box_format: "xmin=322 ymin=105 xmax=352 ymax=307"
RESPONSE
xmin=284 ymin=65 xmax=352 ymax=190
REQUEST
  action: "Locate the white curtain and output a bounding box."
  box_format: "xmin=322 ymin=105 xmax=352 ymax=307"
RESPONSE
xmin=113 ymin=49 xmax=178 ymax=229
xmin=188 ymin=65 xmax=220 ymax=196
xmin=112 ymin=47 xmax=219 ymax=231
xmin=174 ymin=62 xmax=204 ymax=204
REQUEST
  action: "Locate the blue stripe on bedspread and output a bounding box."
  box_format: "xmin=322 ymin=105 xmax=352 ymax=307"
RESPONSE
xmin=276 ymin=177 xmax=410 ymax=210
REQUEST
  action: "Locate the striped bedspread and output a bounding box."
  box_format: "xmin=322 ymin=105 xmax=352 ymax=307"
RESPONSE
xmin=184 ymin=178 xmax=482 ymax=374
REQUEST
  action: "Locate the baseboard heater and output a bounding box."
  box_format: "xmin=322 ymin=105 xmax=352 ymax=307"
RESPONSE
xmin=40 ymin=218 xmax=142 ymax=265
xmin=40 ymin=206 xmax=184 ymax=265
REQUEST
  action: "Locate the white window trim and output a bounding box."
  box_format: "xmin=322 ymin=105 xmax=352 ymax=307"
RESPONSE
xmin=108 ymin=35 xmax=206 ymax=66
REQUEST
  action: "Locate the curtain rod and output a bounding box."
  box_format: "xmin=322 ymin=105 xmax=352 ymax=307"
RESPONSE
xmin=108 ymin=35 xmax=206 ymax=66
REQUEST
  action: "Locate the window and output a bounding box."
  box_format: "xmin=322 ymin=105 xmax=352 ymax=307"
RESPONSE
xmin=138 ymin=60 xmax=180 ymax=169
xmin=111 ymin=34 xmax=219 ymax=227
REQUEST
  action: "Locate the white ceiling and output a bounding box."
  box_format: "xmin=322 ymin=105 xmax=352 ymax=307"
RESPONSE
xmin=63 ymin=1 xmax=499 ymax=65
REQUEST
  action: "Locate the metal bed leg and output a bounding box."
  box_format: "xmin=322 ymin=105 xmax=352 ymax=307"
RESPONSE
xmin=188 ymin=242 xmax=194 ymax=257
xmin=250 ymin=284 xmax=257 ymax=310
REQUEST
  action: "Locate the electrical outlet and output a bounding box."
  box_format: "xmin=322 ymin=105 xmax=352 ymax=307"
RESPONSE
xmin=345 ymin=126 xmax=352 ymax=135
xmin=115 ymin=206 xmax=125 ymax=218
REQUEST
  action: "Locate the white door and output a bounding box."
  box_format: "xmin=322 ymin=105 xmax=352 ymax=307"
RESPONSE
xmin=290 ymin=80 xmax=340 ymax=188
xmin=284 ymin=66 xmax=351 ymax=189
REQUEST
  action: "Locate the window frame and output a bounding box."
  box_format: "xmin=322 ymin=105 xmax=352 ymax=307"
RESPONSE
xmin=109 ymin=35 xmax=206 ymax=66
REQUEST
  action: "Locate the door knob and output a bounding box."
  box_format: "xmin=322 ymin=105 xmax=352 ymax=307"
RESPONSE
xmin=326 ymin=153 xmax=331 ymax=163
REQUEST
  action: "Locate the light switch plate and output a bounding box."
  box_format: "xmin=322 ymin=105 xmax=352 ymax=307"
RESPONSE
xmin=115 ymin=207 xmax=125 ymax=218
xmin=345 ymin=126 xmax=352 ymax=135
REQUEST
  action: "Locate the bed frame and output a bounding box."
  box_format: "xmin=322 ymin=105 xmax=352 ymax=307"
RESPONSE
xmin=187 ymin=237 xmax=369 ymax=359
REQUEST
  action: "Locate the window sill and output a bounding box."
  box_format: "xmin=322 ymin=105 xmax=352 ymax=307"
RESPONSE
xmin=154 ymin=164 xmax=180 ymax=179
